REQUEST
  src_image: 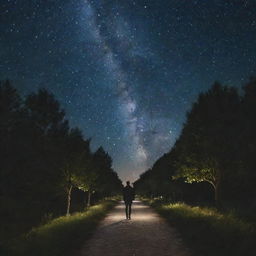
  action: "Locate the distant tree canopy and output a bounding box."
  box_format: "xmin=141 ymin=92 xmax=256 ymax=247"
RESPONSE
xmin=0 ymin=80 xmax=122 ymax=240
xmin=135 ymin=78 xmax=256 ymax=210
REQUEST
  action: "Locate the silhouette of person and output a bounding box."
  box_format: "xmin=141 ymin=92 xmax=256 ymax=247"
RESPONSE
xmin=123 ymin=181 xmax=135 ymax=219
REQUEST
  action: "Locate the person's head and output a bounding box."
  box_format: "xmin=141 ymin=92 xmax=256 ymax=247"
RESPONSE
xmin=126 ymin=181 xmax=130 ymax=186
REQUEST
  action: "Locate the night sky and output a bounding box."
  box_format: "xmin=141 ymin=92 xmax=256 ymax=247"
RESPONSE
xmin=1 ymin=0 xmax=256 ymax=182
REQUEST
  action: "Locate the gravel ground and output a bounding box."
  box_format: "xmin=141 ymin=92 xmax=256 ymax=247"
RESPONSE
xmin=77 ymin=200 xmax=190 ymax=256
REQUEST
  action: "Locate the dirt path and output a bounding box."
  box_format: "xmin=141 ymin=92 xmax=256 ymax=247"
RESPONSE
xmin=77 ymin=200 xmax=190 ymax=256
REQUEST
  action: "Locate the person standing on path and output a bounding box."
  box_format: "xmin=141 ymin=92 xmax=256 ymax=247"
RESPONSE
xmin=123 ymin=181 xmax=135 ymax=219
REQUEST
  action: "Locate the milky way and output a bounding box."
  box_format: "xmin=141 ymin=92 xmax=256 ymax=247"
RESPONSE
xmin=78 ymin=0 xmax=176 ymax=180
xmin=1 ymin=0 xmax=256 ymax=181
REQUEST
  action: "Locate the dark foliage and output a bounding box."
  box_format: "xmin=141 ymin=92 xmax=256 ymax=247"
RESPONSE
xmin=135 ymin=78 xmax=256 ymax=214
xmin=0 ymin=80 xmax=122 ymax=244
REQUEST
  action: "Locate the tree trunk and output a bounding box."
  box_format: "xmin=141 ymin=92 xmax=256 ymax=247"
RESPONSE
xmin=66 ymin=184 xmax=73 ymax=216
xmin=87 ymin=190 xmax=91 ymax=207
xmin=207 ymin=173 xmax=222 ymax=209
xmin=214 ymin=180 xmax=221 ymax=209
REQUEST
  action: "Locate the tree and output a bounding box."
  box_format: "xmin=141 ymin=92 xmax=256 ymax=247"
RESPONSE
xmin=173 ymin=82 xmax=240 ymax=207
xmin=0 ymin=81 xmax=122 ymax=241
xmin=0 ymin=83 xmax=72 ymax=237
xmin=89 ymin=147 xmax=113 ymax=205
xmin=60 ymin=128 xmax=91 ymax=215
xmin=0 ymin=80 xmax=22 ymax=190
xmin=238 ymin=77 xmax=256 ymax=204
xmin=76 ymin=167 xmax=98 ymax=208
xmin=24 ymin=89 xmax=70 ymax=214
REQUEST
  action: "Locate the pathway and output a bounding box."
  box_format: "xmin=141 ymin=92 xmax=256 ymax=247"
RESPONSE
xmin=77 ymin=200 xmax=190 ymax=256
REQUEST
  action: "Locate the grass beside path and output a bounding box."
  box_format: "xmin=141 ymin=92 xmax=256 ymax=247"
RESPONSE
xmin=147 ymin=199 xmax=256 ymax=256
xmin=3 ymin=199 xmax=117 ymax=256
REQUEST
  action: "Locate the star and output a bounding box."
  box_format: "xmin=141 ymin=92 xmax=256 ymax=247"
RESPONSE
xmin=1 ymin=0 xmax=255 ymax=182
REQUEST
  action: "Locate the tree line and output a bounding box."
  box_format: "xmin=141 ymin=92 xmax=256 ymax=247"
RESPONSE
xmin=134 ymin=78 xmax=256 ymax=211
xmin=0 ymin=80 xmax=122 ymax=241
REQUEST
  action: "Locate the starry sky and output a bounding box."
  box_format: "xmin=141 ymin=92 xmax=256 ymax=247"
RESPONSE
xmin=1 ymin=0 xmax=256 ymax=182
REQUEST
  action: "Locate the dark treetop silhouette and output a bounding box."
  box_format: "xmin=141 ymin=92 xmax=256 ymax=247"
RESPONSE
xmin=123 ymin=181 xmax=135 ymax=219
xmin=0 ymin=81 xmax=123 ymax=242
